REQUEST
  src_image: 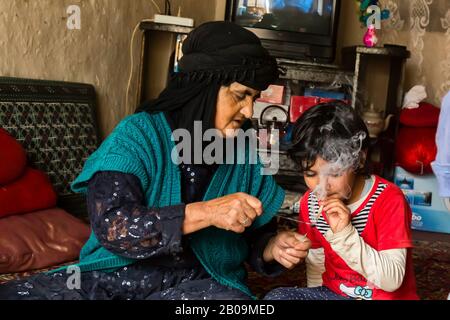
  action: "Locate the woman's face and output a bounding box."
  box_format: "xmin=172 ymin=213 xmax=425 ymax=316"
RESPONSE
xmin=303 ymin=156 xmax=357 ymax=201
xmin=215 ymin=82 xmax=260 ymax=138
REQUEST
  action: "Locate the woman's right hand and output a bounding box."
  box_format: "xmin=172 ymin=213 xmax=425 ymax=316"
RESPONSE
xmin=184 ymin=193 xmax=263 ymax=234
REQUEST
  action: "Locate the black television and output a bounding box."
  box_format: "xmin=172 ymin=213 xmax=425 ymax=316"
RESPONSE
xmin=226 ymin=0 xmax=341 ymax=63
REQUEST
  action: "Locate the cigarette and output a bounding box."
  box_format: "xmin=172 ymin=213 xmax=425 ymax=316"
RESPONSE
xmin=299 ymin=232 xmax=309 ymax=242
xmin=315 ymin=205 xmax=324 ymax=223
xmin=276 ymin=214 xmax=315 ymax=226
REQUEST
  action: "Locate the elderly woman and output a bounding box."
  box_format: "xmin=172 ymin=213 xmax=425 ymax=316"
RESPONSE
xmin=0 ymin=21 xmax=310 ymax=300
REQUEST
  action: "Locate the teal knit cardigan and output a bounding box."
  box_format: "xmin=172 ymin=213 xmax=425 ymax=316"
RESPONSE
xmin=50 ymin=112 xmax=285 ymax=298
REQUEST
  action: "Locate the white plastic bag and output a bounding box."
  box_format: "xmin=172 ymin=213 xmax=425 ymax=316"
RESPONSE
xmin=402 ymin=85 xmax=427 ymax=109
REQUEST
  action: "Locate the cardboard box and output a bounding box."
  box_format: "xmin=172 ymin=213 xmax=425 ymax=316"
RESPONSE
xmin=289 ymin=96 xmax=349 ymax=123
xmin=394 ymin=166 xmax=450 ymax=234
xmin=258 ymin=85 xmax=285 ymax=104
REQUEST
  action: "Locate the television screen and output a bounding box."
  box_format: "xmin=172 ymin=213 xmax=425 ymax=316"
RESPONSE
xmin=234 ymin=0 xmax=334 ymax=36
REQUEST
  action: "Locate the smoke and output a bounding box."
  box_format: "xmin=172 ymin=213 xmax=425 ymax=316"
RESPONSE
xmin=312 ymin=116 xmax=367 ymax=202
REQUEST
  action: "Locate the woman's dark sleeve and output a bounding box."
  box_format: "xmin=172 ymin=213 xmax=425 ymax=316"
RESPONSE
xmin=244 ymin=219 xmax=285 ymax=277
xmin=86 ymin=171 xmax=186 ymax=259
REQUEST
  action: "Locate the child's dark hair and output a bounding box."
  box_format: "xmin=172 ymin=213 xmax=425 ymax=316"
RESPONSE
xmin=289 ymin=101 xmax=370 ymax=175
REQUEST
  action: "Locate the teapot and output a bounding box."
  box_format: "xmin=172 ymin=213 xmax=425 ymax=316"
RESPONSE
xmin=362 ymin=104 xmax=394 ymax=138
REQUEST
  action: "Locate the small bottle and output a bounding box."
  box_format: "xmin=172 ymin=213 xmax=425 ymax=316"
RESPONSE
xmin=363 ymin=25 xmax=378 ymax=48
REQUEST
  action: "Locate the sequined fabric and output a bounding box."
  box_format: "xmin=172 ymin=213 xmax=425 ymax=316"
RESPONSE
xmin=0 ymin=259 xmax=247 ymax=300
xmin=87 ymin=171 xmax=187 ymax=260
xmin=180 ymin=163 xmax=218 ymax=203
xmin=264 ymin=286 xmax=352 ymax=300
xmin=0 ymin=167 xmax=282 ymax=300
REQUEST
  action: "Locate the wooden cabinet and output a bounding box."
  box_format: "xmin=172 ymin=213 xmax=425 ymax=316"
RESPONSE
xmin=134 ymin=23 xmax=410 ymax=184
xmin=342 ymin=45 xmax=411 ymax=181
xmin=136 ymin=22 xmax=193 ymax=107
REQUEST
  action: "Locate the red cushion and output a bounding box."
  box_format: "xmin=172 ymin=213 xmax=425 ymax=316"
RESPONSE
xmin=0 ymin=128 xmax=27 ymax=185
xmin=396 ymin=127 xmax=437 ymax=174
xmin=400 ymin=102 xmax=440 ymax=127
xmin=0 ymin=168 xmax=57 ymax=218
xmin=0 ymin=208 xmax=90 ymax=273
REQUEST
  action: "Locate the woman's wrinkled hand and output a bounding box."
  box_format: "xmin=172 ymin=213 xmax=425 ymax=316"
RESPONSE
xmin=184 ymin=193 xmax=263 ymax=234
xmin=263 ymin=231 xmax=311 ymax=269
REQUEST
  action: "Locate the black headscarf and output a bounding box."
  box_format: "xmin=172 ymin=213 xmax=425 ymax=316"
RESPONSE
xmin=137 ymin=21 xmax=279 ymax=164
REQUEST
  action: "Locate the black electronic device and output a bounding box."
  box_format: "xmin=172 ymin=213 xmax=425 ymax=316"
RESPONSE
xmin=225 ymin=0 xmax=341 ymax=63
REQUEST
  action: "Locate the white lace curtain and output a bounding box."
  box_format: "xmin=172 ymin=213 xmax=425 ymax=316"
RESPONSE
xmin=379 ymin=0 xmax=450 ymax=107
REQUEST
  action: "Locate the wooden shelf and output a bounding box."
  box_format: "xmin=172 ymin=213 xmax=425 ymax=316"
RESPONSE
xmin=342 ymin=45 xmax=411 ymax=59
xmin=278 ymin=58 xmax=354 ymax=84
xmin=139 ymin=21 xmax=193 ymax=34
xmin=135 ymin=22 xmax=194 ymax=106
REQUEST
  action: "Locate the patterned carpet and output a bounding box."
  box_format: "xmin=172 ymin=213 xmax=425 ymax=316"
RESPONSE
xmin=1 ymin=241 xmax=449 ymax=300
xmin=247 ymin=240 xmax=450 ymax=300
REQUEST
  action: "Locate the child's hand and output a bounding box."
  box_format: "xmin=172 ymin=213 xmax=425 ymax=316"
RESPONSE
xmin=322 ymin=197 xmax=351 ymax=234
xmin=263 ymin=231 xmax=311 ymax=269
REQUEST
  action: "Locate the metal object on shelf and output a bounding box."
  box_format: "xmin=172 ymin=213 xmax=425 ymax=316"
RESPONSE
xmin=277 ymin=58 xmax=354 ymax=85
xmin=253 ymin=101 xmax=289 ymax=126
xmin=260 ymin=105 xmax=289 ymax=126
xmin=362 ymin=104 xmax=394 ymax=138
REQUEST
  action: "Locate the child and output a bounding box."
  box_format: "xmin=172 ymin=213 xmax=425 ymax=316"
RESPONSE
xmin=265 ymin=102 xmax=419 ymax=300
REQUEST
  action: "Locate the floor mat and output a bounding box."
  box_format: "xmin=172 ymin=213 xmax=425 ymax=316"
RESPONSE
xmin=1 ymin=240 xmax=448 ymax=300
xmin=247 ymin=240 xmax=450 ymax=300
